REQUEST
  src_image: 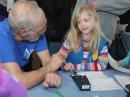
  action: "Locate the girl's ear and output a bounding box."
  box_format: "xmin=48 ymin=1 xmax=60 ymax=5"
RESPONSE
xmin=19 ymin=27 xmax=28 ymax=37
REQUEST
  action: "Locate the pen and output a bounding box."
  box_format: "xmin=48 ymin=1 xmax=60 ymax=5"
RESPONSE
xmin=56 ymin=91 xmax=64 ymax=97
xmin=70 ymin=70 xmax=77 ymax=75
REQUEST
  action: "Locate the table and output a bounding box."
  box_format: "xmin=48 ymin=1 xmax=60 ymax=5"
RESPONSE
xmin=28 ymin=70 xmax=130 ymax=97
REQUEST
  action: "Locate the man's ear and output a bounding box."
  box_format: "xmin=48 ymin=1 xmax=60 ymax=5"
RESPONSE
xmin=19 ymin=27 xmax=28 ymax=37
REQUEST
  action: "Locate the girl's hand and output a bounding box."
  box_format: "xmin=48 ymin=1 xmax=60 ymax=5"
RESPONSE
xmin=64 ymin=63 xmax=75 ymax=71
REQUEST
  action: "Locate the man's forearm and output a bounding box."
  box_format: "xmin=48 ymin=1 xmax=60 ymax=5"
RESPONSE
xmin=18 ymin=67 xmax=48 ymax=89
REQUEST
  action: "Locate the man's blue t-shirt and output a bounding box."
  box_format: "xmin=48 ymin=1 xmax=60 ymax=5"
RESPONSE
xmin=0 ymin=19 xmax=48 ymax=68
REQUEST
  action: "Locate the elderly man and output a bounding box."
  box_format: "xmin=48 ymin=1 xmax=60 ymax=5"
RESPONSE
xmin=0 ymin=0 xmax=62 ymax=89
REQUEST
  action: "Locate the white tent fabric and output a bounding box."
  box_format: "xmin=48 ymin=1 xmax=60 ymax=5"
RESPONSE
xmin=108 ymin=54 xmax=130 ymax=73
xmin=7 ymin=0 xmax=14 ymax=11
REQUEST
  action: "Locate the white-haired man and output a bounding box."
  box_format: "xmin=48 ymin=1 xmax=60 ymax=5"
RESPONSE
xmin=0 ymin=0 xmax=62 ymax=89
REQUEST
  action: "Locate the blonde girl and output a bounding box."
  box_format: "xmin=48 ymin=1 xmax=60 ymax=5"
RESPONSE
xmin=50 ymin=4 xmax=109 ymax=71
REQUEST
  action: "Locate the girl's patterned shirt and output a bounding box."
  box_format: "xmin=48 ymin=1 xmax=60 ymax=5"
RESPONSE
xmin=60 ymin=37 xmax=109 ymax=71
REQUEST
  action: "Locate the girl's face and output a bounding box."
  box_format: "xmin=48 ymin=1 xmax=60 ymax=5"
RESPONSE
xmin=77 ymin=11 xmax=94 ymax=35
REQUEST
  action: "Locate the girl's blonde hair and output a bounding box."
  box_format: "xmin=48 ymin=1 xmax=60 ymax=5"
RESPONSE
xmin=67 ymin=4 xmax=104 ymax=51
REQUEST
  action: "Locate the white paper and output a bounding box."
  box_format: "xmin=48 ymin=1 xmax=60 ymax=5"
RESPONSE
xmin=77 ymin=71 xmax=107 ymax=79
xmin=77 ymin=71 xmax=122 ymax=91
xmin=115 ymin=75 xmax=130 ymax=88
xmin=90 ymin=78 xmax=122 ymax=91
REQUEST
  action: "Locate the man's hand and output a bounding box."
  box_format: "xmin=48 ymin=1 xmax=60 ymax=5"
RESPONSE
xmin=42 ymin=73 xmax=61 ymax=88
xmin=89 ymin=0 xmax=98 ymax=9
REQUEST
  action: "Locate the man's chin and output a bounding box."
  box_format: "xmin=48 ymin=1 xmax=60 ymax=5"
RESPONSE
xmin=26 ymin=38 xmax=39 ymax=42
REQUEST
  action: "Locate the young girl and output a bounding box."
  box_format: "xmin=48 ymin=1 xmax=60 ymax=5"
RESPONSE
xmin=50 ymin=4 xmax=109 ymax=71
xmin=0 ymin=63 xmax=27 ymax=97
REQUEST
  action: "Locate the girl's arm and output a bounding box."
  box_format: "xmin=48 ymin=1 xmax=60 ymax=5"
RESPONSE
xmin=48 ymin=45 xmax=69 ymax=72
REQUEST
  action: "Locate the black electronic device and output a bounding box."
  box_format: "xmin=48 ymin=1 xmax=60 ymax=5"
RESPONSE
xmin=127 ymin=93 xmax=130 ymax=97
xmin=70 ymin=73 xmax=91 ymax=91
xmin=125 ymin=84 xmax=130 ymax=97
xmin=125 ymin=84 xmax=130 ymax=93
